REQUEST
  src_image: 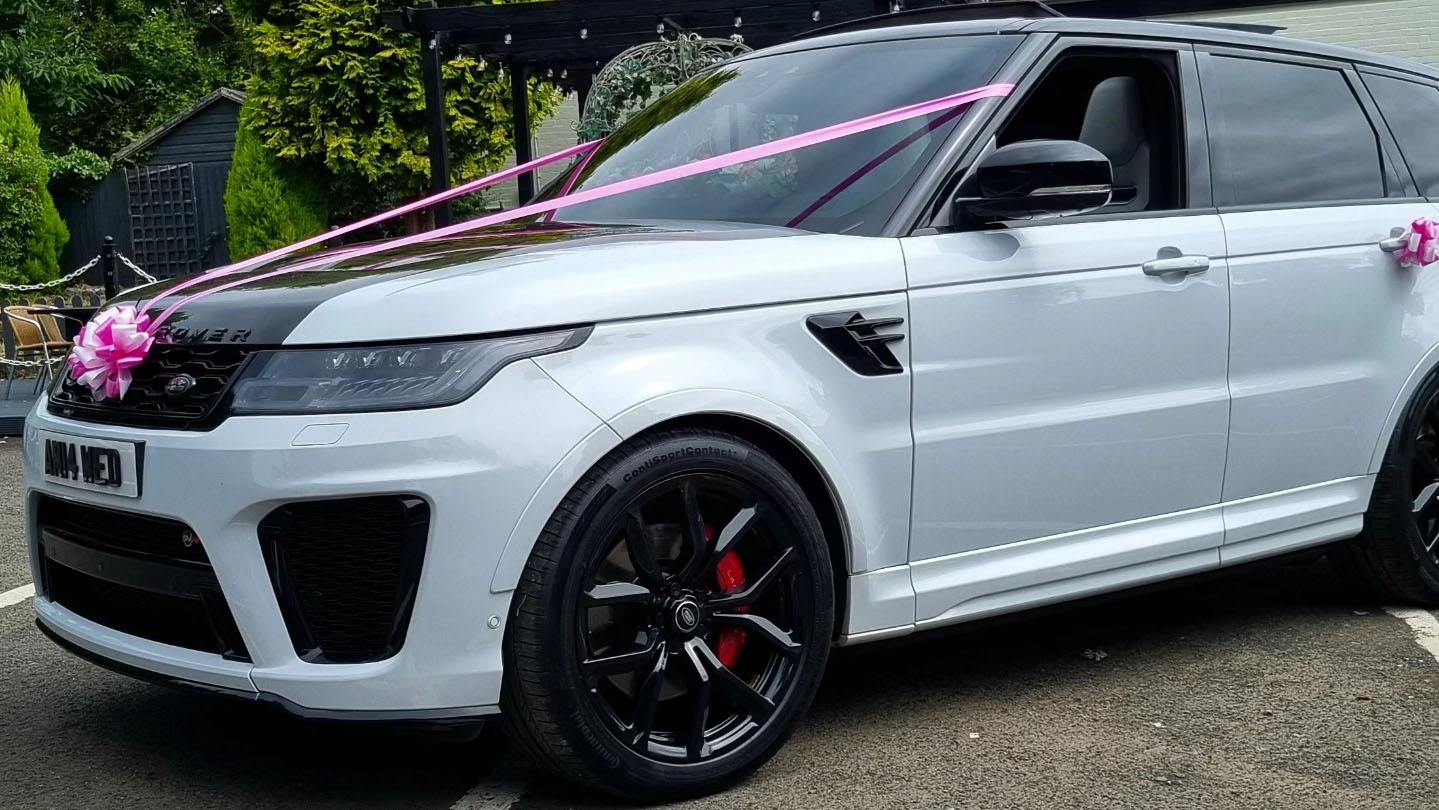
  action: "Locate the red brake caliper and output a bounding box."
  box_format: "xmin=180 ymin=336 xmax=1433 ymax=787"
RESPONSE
xmin=706 ymin=524 xmax=750 ymax=668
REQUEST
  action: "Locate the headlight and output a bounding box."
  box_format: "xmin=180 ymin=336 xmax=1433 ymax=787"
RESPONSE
xmin=229 ymin=327 xmax=590 ymax=415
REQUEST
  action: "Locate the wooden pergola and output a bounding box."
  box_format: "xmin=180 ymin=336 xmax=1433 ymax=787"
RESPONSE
xmin=381 ymin=0 xmax=1316 ymax=224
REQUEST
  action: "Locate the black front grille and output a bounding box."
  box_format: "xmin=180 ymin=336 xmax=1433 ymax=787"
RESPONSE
xmin=260 ymin=496 xmax=429 ymax=664
xmin=48 ymin=344 xmax=255 ymax=430
xmin=37 ymin=495 xmax=249 ymax=660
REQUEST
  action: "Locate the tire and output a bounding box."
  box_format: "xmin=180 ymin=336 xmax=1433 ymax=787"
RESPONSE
xmin=1334 ymin=372 xmax=1439 ymax=605
xmin=500 ymin=428 xmax=835 ymax=801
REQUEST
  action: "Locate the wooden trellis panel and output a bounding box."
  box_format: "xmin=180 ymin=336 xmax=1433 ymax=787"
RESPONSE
xmin=126 ymin=163 xmax=202 ymax=278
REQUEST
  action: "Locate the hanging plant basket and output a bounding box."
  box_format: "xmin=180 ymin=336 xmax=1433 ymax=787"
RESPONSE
xmin=577 ymin=34 xmax=752 ymax=141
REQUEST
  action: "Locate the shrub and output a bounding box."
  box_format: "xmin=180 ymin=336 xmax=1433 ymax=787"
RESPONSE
xmin=225 ymin=125 xmax=331 ymax=260
xmin=0 ymin=80 xmax=67 ymax=285
xmin=238 ymin=0 xmax=560 ymax=220
xmin=47 ymin=147 xmax=111 ymax=197
xmin=0 ymin=150 xmax=46 ymax=281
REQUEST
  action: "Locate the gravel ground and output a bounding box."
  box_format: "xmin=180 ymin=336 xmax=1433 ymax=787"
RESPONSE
xmin=2 ymin=441 xmax=1437 ymax=809
xmin=0 ymin=441 xmax=31 ymax=593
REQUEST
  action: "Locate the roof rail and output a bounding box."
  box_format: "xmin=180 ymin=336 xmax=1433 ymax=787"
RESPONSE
xmin=1161 ymin=20 xmax=1285 ymax=35
xmin=796 ymin=1 xmax=1062 ymax=40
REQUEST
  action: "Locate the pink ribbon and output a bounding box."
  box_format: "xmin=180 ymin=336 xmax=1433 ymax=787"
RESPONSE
xmin=70 ymin=82 xmax=1014 ymax=400
xmin=139 ymin=139 xmax=602 ymax=318
xmin=65 ymin=305 xmax=155 ymax=400
xmin=281 ymin=82 xmax=1014 ymax=274
xmin=1398 ymin=217 xmax=1439 ymax=268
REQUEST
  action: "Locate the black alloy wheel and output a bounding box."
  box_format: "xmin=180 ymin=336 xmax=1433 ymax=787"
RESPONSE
xmin=578 ymin=473 xmax=811 ymax=763
xmin=501 ymin=429 xmax=834 ymax=800
xmin=1338 ymin=373 xmax=1439 ymax=604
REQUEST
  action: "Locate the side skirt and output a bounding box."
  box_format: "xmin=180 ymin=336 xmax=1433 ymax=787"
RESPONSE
xmin=838 ymin=476 xmax=1373 ymax=645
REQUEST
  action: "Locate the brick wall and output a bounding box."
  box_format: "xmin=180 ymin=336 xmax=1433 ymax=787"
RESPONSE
xmin=1160 ymin=0 xmax=1439 ymax=66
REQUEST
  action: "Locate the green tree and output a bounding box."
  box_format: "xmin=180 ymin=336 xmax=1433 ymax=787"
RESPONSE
xmin=238 ymin=0 xmax=560 ymax=221
xmin=225 ymin=125 xmax=331 ymax=260
xmin=0 ymin=81 xmax=68 ymax=284
xmin=0 ymin=1 xmax=244 ymax=190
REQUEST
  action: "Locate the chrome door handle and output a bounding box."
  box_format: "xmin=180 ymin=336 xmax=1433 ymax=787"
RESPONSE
xmin=1142 ymin=255 xmax=1210 ymax=276
xmin=1380 ymin=226 xmax=1409 ymax=254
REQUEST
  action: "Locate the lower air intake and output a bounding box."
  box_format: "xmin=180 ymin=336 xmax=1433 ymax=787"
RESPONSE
xmin=259 ymin=495 xmax=429 ymax=664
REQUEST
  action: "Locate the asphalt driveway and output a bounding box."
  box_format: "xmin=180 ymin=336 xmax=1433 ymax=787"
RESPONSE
xmin=2 ymin=440 xmax=1437 ymax=809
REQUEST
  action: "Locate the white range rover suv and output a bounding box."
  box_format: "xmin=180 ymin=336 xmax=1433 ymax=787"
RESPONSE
xmin=23 ymin=13 xmax=1439 ymax=800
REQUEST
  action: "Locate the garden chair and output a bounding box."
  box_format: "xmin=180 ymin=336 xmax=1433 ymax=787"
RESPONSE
xmin=3 ymin=305 xmax=72 ymax=399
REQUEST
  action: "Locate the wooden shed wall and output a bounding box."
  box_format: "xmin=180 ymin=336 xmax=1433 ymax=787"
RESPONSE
xmin=57 ymin=97 xmax=241 ymax=282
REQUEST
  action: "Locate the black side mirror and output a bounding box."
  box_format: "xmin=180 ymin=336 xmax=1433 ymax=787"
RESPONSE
xmin=955 ymin=139 xmax=1113 ymax=223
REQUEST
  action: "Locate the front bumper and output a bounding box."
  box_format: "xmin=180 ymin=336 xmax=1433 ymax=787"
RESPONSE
xmin=24 ymin=359 xmax=610 ymax=718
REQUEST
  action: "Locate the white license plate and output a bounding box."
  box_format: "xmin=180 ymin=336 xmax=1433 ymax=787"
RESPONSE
xmin=39 ymin=430 xmax=142 ymax=498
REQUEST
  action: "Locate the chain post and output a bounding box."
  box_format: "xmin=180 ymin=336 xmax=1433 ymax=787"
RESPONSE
xmin=101 ymin=236 xmax=117 ymax=298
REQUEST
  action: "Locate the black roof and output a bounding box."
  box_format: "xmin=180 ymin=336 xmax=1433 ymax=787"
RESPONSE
xmin=113 ymin=88 xmax=246 ymax=162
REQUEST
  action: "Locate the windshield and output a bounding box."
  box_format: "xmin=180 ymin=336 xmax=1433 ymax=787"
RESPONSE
xmin=544 ymin=35 xmax=1019 ymax=235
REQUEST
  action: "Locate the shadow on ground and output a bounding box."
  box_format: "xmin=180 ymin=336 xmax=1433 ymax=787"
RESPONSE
xmin=7 ymin=555 xmax=1428 ymax=810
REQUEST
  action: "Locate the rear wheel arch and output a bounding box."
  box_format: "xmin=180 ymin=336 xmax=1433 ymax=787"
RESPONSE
xmin=1339 ymin=364 xmax=1439 ymax=604
xmin=1370 ymin=344 xmax=1439 ymax=474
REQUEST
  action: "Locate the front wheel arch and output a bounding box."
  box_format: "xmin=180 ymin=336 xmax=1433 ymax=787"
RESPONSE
xmin=491 ymin=405 xmax=857 ymax=637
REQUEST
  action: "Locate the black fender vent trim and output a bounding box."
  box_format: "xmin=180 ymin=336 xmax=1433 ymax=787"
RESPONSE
xmin=806 ymin=312 xmax=905 ymax=376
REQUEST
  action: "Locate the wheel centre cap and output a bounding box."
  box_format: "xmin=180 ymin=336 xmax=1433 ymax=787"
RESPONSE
xmin=670 ymin=597 xmax=702 ymax=636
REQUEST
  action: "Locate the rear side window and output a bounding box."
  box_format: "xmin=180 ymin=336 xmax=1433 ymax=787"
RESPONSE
xmin=1364 ymin=72 xmax=1439 ymax=197
xmin=1200 ymin=55 xmax=1386 ymax=207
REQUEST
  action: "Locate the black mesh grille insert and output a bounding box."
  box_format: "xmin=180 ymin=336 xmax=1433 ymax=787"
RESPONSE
xmin=37 ymin=495 xmax=248 ymax=660
xmin=259 ymin=496 xmax=429 ymax=664
xmin=38 ymin=495 xmax=208 ymax=565
xmin=48 ymin=344 xmax=255 ymax=430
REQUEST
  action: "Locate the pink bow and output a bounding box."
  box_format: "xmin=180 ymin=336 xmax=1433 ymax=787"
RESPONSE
xmin=1398 ymin=217 xmax=1439 ymax=268
xmin=65 ymin=305 xmax=155 ymax=400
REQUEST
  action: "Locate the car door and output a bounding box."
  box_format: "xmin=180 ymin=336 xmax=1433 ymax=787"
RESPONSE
xmin=1194 ymin=50 xmax=1439 ymax=563
xmin=901 ymin=40 xmax=1230 ymax=626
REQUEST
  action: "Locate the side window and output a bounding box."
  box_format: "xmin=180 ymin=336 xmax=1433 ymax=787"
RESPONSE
xmin=995 ymin=50 xmax=1183 ymax=213
xmin=1364 ymin=72 xmax=1439 ymax=197
xmin=1200 ymin=55 xmax=1386 ymax=207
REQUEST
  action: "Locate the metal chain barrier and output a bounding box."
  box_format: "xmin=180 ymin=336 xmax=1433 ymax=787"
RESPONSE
xmin=0 ymin=250 xmax=156 ymax=295
xmin=1 ymin=250 xmax=157 ymax=375
xmin=0 ymin=255 xmax=100 ymax=293
xmin=115 ymin=252 xmax=158 ymax=284
xmin=0 ymin=356 xmax=50 ymax=368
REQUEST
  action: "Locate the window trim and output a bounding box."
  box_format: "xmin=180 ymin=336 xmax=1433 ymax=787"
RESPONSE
xmin=1358 ymin=68 xmax=1439 ymax=201
xmin=901 ymin=35 xmax=1209 ymax=236
xmin=1346 ymin=64 xmax=1419 ymax=199
xmin=884 ymin=32 xmax=1055 ymax=237
xmin=1194 ymin=46 xmax=1412 ymax=212
xmin=1212 ymin=197 xmax=1429 ymax=216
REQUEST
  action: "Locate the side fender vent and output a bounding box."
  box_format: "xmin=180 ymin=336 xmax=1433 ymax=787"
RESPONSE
xmin=806 ymin=312 xmax=905 ymax=376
